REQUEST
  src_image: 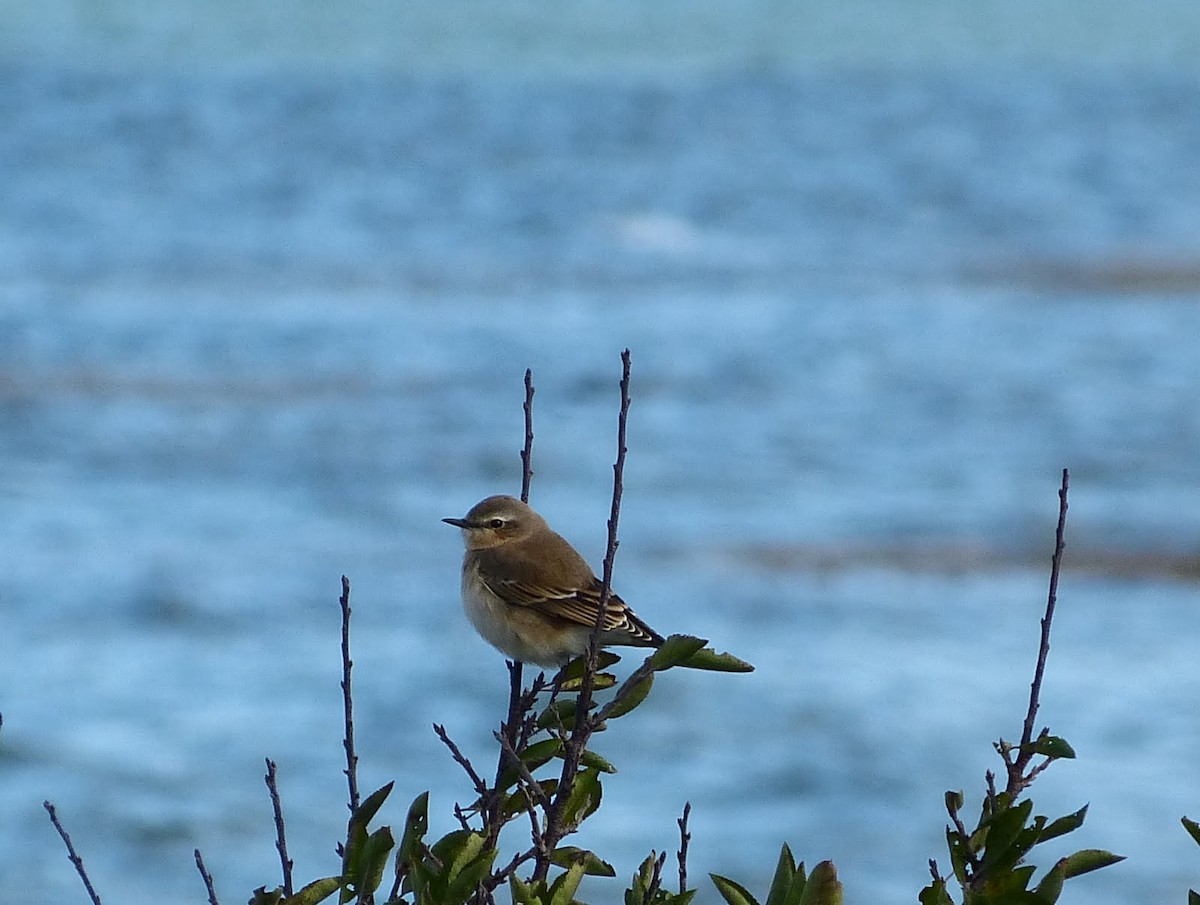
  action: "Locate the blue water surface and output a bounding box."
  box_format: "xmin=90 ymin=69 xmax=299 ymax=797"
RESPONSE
xmin=3 ymin=4 xmax=1200 ymax=904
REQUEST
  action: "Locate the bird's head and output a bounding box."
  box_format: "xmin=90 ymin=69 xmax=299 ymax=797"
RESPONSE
xmin=442 ymin=495 xmax=545 ymax=550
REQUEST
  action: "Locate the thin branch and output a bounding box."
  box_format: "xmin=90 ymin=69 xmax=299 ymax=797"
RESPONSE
xmin=535 ymin=349 xmax=634 ymax=881
xmin=520 ymin=368 xmax=535 ymax=504
xmin=453 ymin=803 xmax=473 ymax=833
xmin=486 ymin=661 xmax=526 ymax=836
xmin=483 ymin=848 xmax=540 ymax=894
xmin=43 ymin=801 xmax=103 ymax=905
xmin=676 ymin=802 xmax=692 ymax=895
xmin=265 ymin=759 xmax=294 ymax=896
xmin=494 ymin=729 xmax=552 ymax=809
xmin=339 ymin=575 xmax=360 ymax=813
xmin=484 ymin=368 xmax=538 ymax=855
xmin=195 ymin=849 xmax=221 ymax=905
xmin=434 ymin=723 xmax=489 ymax=797
xmin=1006 ymin=468 xmax=1069 ymax=798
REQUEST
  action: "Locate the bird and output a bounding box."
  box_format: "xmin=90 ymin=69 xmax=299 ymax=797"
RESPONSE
xmin=443 ymin=495 xmax=665 ymax=668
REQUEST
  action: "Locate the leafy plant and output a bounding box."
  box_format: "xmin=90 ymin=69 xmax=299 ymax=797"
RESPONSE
xmin=921 ymin=470 xmax=1123 ymax=905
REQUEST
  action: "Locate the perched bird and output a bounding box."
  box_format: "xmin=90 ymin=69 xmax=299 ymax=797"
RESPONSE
xmin=443 ymin=495 xmax=665 ymax=668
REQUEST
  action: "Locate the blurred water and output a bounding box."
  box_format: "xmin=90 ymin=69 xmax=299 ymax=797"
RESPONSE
xmin=3 ymin=3 xmax=1200 ymax=904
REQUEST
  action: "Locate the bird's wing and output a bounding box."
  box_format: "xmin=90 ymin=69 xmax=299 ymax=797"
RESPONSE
xmin=482 ymin=575 xmax=663 ymax=645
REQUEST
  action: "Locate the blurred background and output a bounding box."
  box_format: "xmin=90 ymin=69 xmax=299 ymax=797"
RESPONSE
xmin=3 ymin=1 xmax=1200 ymax=902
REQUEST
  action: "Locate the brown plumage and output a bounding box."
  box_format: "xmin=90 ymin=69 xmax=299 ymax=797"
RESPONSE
xmin=444 ymin=495 xmax=664 ymax=666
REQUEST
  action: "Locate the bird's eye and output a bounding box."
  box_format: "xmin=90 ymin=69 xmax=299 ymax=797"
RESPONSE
xmin=488 ymin=518 xmax=505 ymax=529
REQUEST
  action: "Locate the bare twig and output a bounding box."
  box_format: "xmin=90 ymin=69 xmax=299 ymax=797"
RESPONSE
xmin=1005 ymin=468 xmax=1069 ymax=798
xmin=453 ymin=803 xmax=473 ymax=833
xmin=676 ymin=802 xmax=692 ymax=894
xmin=265 ymin=758 xmax=294 ymax=896
xmin=470 ymin=370 xmax=542 ymax=905
xmin=494 ymin=729 xmax=552 ymax=809
xmin=339 ymin=575 xmax=360 ymax=813
xmin=195 ymin=849 xmax=221 ymax=905
xmin=43 ymin=801 xmax=103 ymax=905
xmin=535 ymin=350 xmax=634 ymax=881
xmin=476 ymin=372 xmax=540 ymax=878
xmin=434 ymin=723 xmax=489 ymax=796
xmin=483 ymin=848 xmax=540 ymax=895
xmin=520 ymin=368 xmax=535 ymax=504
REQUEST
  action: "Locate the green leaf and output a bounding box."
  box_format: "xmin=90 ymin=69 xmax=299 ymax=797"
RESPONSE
xmin=443 ymin=848 xmax=498 ymax=905
xmin=1032 ymin=735 xmax=1076 ymax=759
xmin=510 ymin=874 xmax=540 ymax=905
xmin=552 ymin=846 xmax=617 ymax=877
xmin=548 ymin=859 xmax=588 ymax=905
xmin=917 ymin=877 xmax=954 ymax=905
xmin=677 ymin=647 xmax=755 ymax=672
xmin=710 ymin=874 xmax=760 ymax=905
xmin=538 ymin=699 xmax=579 ymax=731
xmin=946 ymin=827 xmax=968 ymax=886
xmin=796 ymin=861 xmax=841 ymax=905
xmin=558 ymin=671 xmax=618 ymax=693
xmin=250 ymin=888 xmax=284 ymax=905
xmin=282 ymin=877 xmax=342 ymax=905
xmin=497 ymin=739 xmax=562 ymax=790
xmin=1034 ymin=861 xmax=1066 ymax=903
xmin=522 ymin=738 xmax=564 ymax=768
xmin=765 ymin=843 xmax=798 ymax=905
xmin=1183 ymin=817 xmax=1200 ymax=847
xmin=627 ymin=853 xmax=658 ymax=905
xmin=1058 ymin=848 xmax=1125 ymax=879
xmin=425 ymin=830 xmax=497 ymax=905
xmin=1189 ymin=891 xmax=1200 ymax=905
xmin=348 ymin=826 xmax=394 ymax=899
xmin=647 ymin=635 xmax=710 ymax=671
xmin=397 ymin=791 xmax=430 ymax=867
xmin=559 ymin=650 xmax=622 ymax=681
xmin=352 ymin=781 xmax=395 ymax=833
xmin=944 ymin=790 xmax=964 ymax=816
xmin=560 ymin=768 xmax=602 ymax=829
xmin=981 ymin=864 xmax=1035 ymax=895
xmin=501 ymin=780 xmax=559 ymax=819
xmin=981 ymin=799 xmax=1034 ymax=869
xmin=606 ymin=674 xmax=655 ymax=719
xmin=668 ymin=890 xmax=699 ymax=905
xmin=1040 ymin=804 xmax=1088 ymax=843
xmin=579 ymin=748 xmax=618 ymax=774
xmin=782 ymin=862 xmax=808 ymax=905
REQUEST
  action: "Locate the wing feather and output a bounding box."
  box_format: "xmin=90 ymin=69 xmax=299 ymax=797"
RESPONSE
xmin=480 ymin=575 xmax=663 ymax=646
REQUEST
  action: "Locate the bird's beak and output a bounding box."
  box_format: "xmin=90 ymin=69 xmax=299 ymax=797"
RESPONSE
xmin=442 ymin=517 xmax=471 ymax=528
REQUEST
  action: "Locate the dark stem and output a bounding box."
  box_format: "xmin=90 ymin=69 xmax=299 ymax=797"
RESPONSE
xmin=434 ymin=723 xmax=489 ymax=796
xmin=340 ymin=575 xmax=360 ymax=814
xmin=535 ymin=349 xmax=633 ymax=881
xmin=265 ymin=758 xmax=294 ymax=896
xmin=474 ymin=368 xmax=539 ymax=905
xmin=676 ymin=802 xmax=692 ymax=895
xmin=43 ymin=801 xmax=103 ymax=905
xmin=1007 ymin=468 xmax=1069 ymax=797
xmin=483 ymin=848 xmax=540 ymax=895
xmin=520 ymin=368 xmax=535 ymax=504
xmin=195 ymin=849 xmax=221 ymax=905
xmin=494 ymin=729 xmax=552 ymax=808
